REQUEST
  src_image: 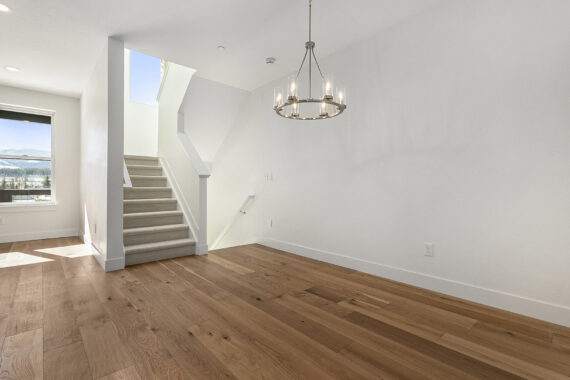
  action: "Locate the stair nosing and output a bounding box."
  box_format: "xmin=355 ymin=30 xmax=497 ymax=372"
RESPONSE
xmin=124 ymin=187 xmax=171 ymax=191
xmin=126 ymin=164 xmax=162 ymax=169
xmin=125 ymin=238 xmax=196 ymax=254
xmin=123 ymin=198 xmax=177 ymax=203
xmin=129 ymin=175 xmax=167 ymax=179
xmin=124 ymin=155 xmax=159 ymax=161
xmin=123 ymin=210 xmax=182 ymax=218
xmin=123 ymin=224 xmax=189 ymax=235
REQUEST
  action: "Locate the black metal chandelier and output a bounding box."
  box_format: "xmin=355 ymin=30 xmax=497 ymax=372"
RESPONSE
xmin=273 ymin=0 xmax=347 ymax=120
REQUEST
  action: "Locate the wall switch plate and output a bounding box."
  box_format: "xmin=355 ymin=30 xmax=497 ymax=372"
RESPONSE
xmin=268 ymin=218 xmax=273 ymax=228
xmin=424 ymin=242 xmax=434 ymax=257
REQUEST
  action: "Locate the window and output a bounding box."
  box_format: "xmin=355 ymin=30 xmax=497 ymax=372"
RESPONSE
xmin=0 ymin=107 xmax=53 ymax=205
xmin=129 ymin=50 xmax=162 ymax=105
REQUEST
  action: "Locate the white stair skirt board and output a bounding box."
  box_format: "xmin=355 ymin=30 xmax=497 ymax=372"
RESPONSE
xmin=259 ymin=238 xmax=570 ymax=328
xmin=123 ymin=155 xmax=196 ymax=265
xmin=90 ymin=242 xmax=125 ymax=272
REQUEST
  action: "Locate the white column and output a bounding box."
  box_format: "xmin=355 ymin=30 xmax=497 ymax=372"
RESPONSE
xmin=196 ymin=175 xmax=209 ymax=255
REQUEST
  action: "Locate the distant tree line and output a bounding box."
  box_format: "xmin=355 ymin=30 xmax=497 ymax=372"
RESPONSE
xmin=0 ymin=168 xmax=51 ymax=177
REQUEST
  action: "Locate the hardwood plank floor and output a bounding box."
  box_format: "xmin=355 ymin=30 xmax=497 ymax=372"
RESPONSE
xmin=0 ymin=237 xmax=569 ymax=379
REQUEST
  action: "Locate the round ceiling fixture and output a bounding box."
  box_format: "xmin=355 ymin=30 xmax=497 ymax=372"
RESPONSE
xmin=0 ymin=3 xmax=11 ymax=12
xmin=216 ymin=45 xmax=226 ymax=52
xmin=273 ymin=0 xmax=346 ymax=121
xmin=4 ymin=66 xmax=20 ymax=72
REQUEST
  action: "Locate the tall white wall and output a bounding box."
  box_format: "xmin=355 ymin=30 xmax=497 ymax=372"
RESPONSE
xmin=180 ymin=77 xmax=248 ymax=163
xmin=0 ymin=85 xmax=80 ymax=243
xmin=124 ymin=49 xmax=158 ymax=157
xmin=157 ymin=64 xmax=202 ymax=236
xmin=209 ymin=0 xmax=570 ymax=326
xmin=80 ymin=37 xmax=124 ymax=271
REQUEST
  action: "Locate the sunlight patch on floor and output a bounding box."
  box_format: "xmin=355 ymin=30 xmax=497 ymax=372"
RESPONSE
xmin=0 ymin=252 xmax=53 ymax=268
xmin=36 ymin=244 xmax=92 ymax=258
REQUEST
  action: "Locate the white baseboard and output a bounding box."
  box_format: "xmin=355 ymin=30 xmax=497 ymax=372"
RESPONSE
xmin=89 ymin=242 xmax=125 ymax=272
xmin=0 ymin=228 xmax=79 ymax=244
xmin=260 ymin=238 xmax=570 ymax=328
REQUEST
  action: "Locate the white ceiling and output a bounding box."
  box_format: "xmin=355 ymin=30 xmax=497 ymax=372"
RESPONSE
xmin=0 ymin=0 xmax=451 ymax=97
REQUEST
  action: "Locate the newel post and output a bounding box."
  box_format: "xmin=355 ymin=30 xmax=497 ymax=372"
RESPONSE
xmin=196 ymin=174 xmax=209 ymax=255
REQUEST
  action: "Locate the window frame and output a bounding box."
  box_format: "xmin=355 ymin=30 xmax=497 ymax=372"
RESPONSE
xmin=0 ymin=103 xmax=57 ymax=209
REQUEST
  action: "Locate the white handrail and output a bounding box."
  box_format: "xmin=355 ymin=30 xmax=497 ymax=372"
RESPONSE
xmin=211 ymin=195 xmax=255 ymax=250
xmin=123 ymin=160 xmax=132 ymax=188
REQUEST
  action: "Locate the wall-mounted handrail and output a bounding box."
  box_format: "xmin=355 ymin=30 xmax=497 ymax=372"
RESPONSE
xmin=240 ymin=195 xmax=255 ymax=214
xmin=123 ymin=159 xmax=132 ymax=188
xmin=156 ymin=60 xmax=170 ymax=102
xmin=211 ymin=195 xmax=255 ymax=250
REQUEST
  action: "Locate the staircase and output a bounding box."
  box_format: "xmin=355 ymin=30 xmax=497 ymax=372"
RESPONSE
xmin=123 ymin=155 xmax=195 ymax=265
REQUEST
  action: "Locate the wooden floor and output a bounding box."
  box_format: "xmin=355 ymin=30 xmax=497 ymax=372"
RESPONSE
xmin=0 ymin=238 xmax=569 ymax=379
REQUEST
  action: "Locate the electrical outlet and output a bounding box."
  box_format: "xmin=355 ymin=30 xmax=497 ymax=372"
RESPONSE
xmin=424 ymin=242 xmax=434 ymax=257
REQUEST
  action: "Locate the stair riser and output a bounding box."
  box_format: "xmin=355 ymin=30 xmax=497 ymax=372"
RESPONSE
xmin=131 ymin=177 xmax=167 ymax=187
xmin=128 ymin=167 xmax=162 ymax=176
xmin=125 ymin=158 xmax=160 ymax=167
xmin=124 ymin=189 xmax=172 ymax=200
xmin=124 ymin=214 xmax=183 ymax=228
xmin=125 ymin=244 xmax=196 ymax=266
xmin=124 ymin=228 xmax=189 ymax=246
xmin=124 ymin=201 xmax=177 ymax=213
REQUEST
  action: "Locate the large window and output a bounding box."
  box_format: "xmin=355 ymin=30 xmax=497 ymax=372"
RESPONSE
xmin=0 ymin=107 xmax=53 ymax=204
xmin=130 ymin=50 xmax=162 ymax=105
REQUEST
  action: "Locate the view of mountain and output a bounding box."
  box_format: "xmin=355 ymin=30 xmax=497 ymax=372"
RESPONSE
xmin=0 ymin=149 xmax=51 ymax=169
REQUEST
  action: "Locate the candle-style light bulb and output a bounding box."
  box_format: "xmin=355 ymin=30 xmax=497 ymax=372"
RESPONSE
xmin=323 ymin=76 xmax=334 ymax=99
xmin=320 ymin=102 xmax=327 ymax=117
xmin=337 ymin=86 xmax=346 ymax=106
xmin=288 ymin=75 xmax=298 ymax=100
xmin=274 ymin=87 xmax=283 ymax=108
xmin=292 ymin=102 xmax=299 ymax=117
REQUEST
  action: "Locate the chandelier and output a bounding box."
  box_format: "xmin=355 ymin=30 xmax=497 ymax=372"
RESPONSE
xmin=273 ymin=0 xmax=347 ymax=120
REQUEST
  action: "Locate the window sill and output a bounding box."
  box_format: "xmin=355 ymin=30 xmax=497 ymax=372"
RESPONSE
xmin=0 ymin=202 xmax=58 ymax=213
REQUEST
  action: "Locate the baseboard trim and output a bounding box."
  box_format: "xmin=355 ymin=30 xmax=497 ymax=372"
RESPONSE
xmin=89 ymin=243 xmax=125 ymax=272
xmin=0 ymin=228 xmax=79 ymax=244
xmin=259 ymin=238 xmax=570 ymax=327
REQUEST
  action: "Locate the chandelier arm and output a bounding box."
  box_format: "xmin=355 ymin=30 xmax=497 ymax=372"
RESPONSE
xmin=295 ymin=47 xmax=309 ymax=81
xmin=311 ymin=48 xmax=326 ymax=81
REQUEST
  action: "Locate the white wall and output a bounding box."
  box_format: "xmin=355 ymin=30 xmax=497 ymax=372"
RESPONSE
xmin=157 ymin=63 xmax=204 ymax=242
xmin=0 ymin=85 xmax=80 ymax=242
xmin=209 ymin=0 xmax=570 ymax=326
xmin=80 ymin=37 xmax=124 ymax=271
xmin=124 ymin=49 xmax=158 ymax=157
xmin=181 ymin=76 xmax=248 ymax=162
